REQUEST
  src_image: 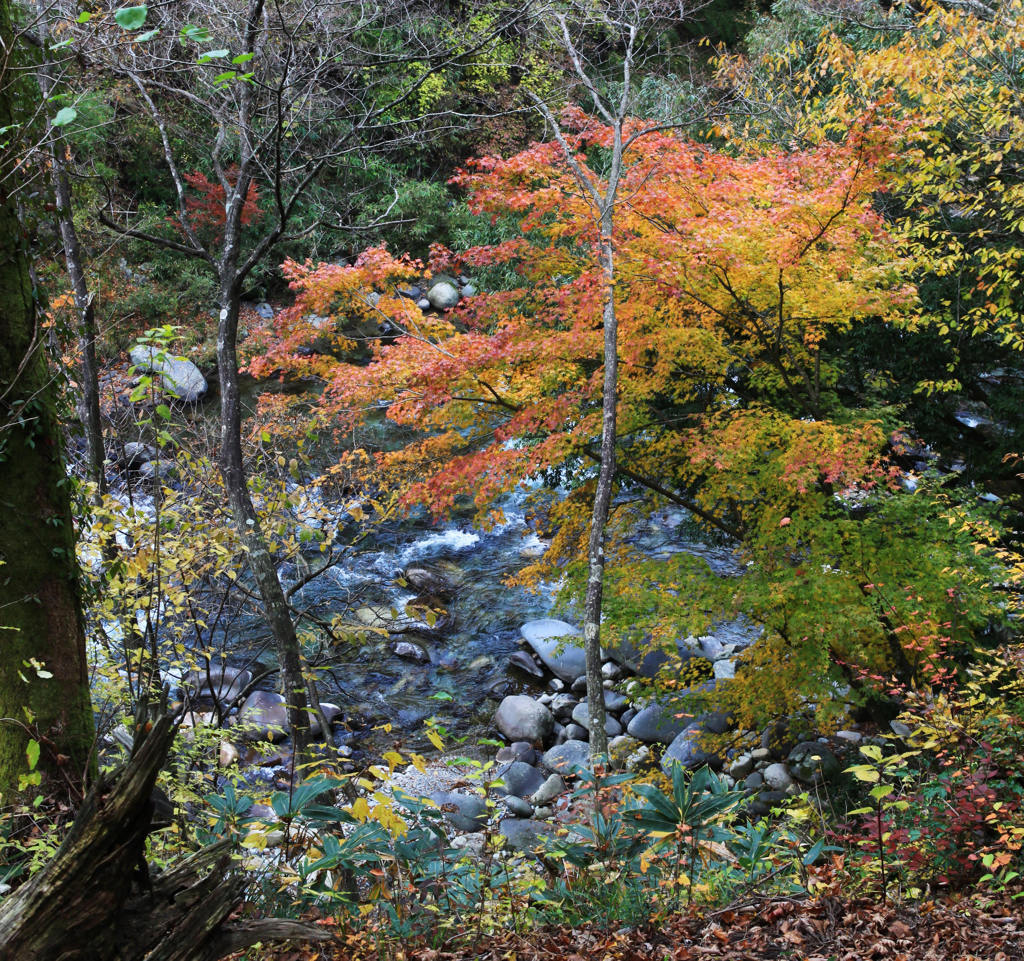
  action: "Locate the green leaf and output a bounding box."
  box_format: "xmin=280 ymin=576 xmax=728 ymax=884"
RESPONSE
xmin=76 ymin=11 xmax=92 ymax=22
xmin=156 ymin=404 xmax=172 ymax=421
xmin=114 ymin=6 xmax=149 ymax=30
xmin=198 ymin=49 xmax=229 ymax=63
xmin=25 ymin=739 xmax=40 ymax=771
xmin=52 ymin=107 xmax=77 ymax=128
xmin=232 ymin=52 xmax=254 ymax=64
xmin=180 ymin=24 xmax=211 ymax=42
xmin=136 ymin=28 xmax=160 ymax=42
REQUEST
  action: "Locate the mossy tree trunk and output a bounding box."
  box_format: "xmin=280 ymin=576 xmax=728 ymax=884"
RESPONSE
xmin=0 ymin=0 xmax=95 ymax=805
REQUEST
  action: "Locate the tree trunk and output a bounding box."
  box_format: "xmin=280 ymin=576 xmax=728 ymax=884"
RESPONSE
xmin=0 ymin=717 xmax=330 ymax=961
xmin=0 ymin=0 xmax=95 ymax=804
xmin=582 ymin=198 xmax=618 ymax=761
xmin=216 ymin=281 xmax=311 ymax=761
xmin=36 ymin=5 xmax=106 ymax=494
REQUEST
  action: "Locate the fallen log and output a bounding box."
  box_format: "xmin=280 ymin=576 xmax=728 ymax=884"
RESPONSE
xmin=0 ymin=716 xmax=331 ymax=961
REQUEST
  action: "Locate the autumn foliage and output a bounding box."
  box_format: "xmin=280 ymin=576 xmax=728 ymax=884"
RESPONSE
xmin=247 ymin=107 xmax=1011 ymax=727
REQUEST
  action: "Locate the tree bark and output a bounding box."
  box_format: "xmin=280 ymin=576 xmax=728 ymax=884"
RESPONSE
xmin=0 ymin=0 xmax=95 ymax=804
xmin=0 ymin=717 xmax=330 ymax=961
xmin=35 ymin=6 xmax=106 ymax=494
xmin=217 ymin=281 xmax=311 ymax=760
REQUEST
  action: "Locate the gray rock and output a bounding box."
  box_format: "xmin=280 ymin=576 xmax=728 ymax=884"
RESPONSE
xmin=761 ymin=720 xmax=796 ymax=758
xmin=601 ymin=661 xmax=621 ymax=680
xmin=308 ymin=702 xmax=342 ymax=738
xmin=237 ymin=690 xmax=289 ymax=742
xmin=787 ymin=741 xmax=841 ymax=784
xmin=137 ymin=459 xmax=174 ymax=483
xmin=713 ymin=658 xmax=736 ymax=681
xmin=541 ymin=739 xmax=591 ymax=775
xmin=728 ymin=754 xmax=754 ymax=780
xmin=427 ymin=281 xmax=460 ymax=310
xmin=660 ymin=723 xmax=722 ymax=774
xmin=571 ymin=676 xmax=588 ymax=694
xmin=460 ymin=284 xmax=477 ymax=297
xmin=571 ymin=701 xmax=622 ymax=737
xmin=502 ymin=795 xmax=534 ymax=818
xmin=495 ymin=741 xmax=536 ymax=765
xmin=129 ymin=345 xmax=207 ymax=402
xmin=520 ymin=619 xmax=587 ymax=683
xmin=564 ymin=723 xmax=587 ymax=741
xmin=620 ymin=708 xmax=636 ymax=728
xmin=762 ymin=763 xmax=794 ymax=791
xmin=530 ymin=773 xmax=565 ymax=806
xmin=549 ymin=693 xmax=578 ymax=721
xmin=403 ymin=563 xmax=460 ymax=597
xmin=835 ymin=729 xmax=862 ymax=744
xmin=508 ymin=650 xmax=544 ymax=677
xmin=627 ymin=700 xmax=694 ymax=744
xmin=750 ymin=747 xmax=771 ymax=763
xmin=392 ymin=639 xmax=430 ymax=662
xmin=494 ymin=695 xmax=554 ymax=744
xmin=603 ymin=689 xmax=629 ymax=713
xmin=396 ymin=284 xmax=421 ymax=299
xmin=428 ymin=790 xmax=487 ymax=832
xmin=604 ymin=635 xmax=705 ymax=679
xmin=417 ymin=298 xmax=431 ymax=310
xmin=698 ymin=711 xmax=733 ymax=735
xmin=499 ymin=818 xmax=553 ymax=852
xmin=744 ymin=771 xmax=764 ymax=791
xmin=122 ymin=441 xmax=157 ymax=469
xmin=255 ymin=302 xmax=274 ymax=320
xmin=184 ymin=665 xmax=252 ymax=706
xmin=493 ymin=761 xmax=545 ymax=798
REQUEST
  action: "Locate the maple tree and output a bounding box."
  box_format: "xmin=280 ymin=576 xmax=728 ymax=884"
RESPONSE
xmin=240 ymin=107 xmax=1015 ymax=726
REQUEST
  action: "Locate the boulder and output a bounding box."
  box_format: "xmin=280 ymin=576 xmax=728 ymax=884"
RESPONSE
xmin=540 ymin=739 xmax=591 ymax=775
xmin=507 ymin=650 xmax=544 ymax=678
xmin=494 ymin=695 xmax=554 ymax=743
xmin=122 ymin=441 xmax=157 ymax=469
xmin=237 ymin=690 xmax=289 ymax=742
xmin=137 ymin=459 xmax=175 ymax=483
xmin=563 ymin=723 xmax=587 ymax=741
xmin=255 ymin=302 xmax=274 ymax=320
xmin=392 ymin=639 xmax=430 ymax=663
xmin=762 ymin=762 xmax=794 ymax=791
xmin=571 ymin=701 xmax=622 ymax=737
xmin=549 ymin=693 xmax=577 ymax=721
xmin=184 ymin=665 xmax=251 ymax=706
xmin=787 ymin=741 xmax=841 ymax=784
xmin=501 ymin=795 xmax=534 ymax=818
xmin=661 ymin=723 xmax=722 ymax=774
xmin=495 ymin=741 xmax=536 ymax=765
xmin=427 ymin=281 xmax=460 ymax=310
xmin=604 ymin=635 xmax=704 ymax=679
xmin=627 ymin=699 xmax=694 ymax=744
xmin=499 ymin=818 xmax=553 ymax=852
xmin=519 ymin=619 xmax=587 ymax=683
xmin=129 ymin=345 xmax=207 ymax=403
xmin=493 ymin=761 xmax=545 ymax=798
xmin=403 ymin=563 xmax=460 ymax=597
xmin=308 ymin=702 xmax=342 ymax=738
xmin=530 ymin=773 xmax=566 ymax=806
xmin=428 ymin=790 xmax=487 ymax=832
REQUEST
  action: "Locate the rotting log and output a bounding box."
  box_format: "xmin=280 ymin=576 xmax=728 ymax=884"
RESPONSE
xmin=0 ymin=716 xmax=331 ymax=961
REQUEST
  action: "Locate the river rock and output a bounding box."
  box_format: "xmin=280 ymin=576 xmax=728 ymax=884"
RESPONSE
xmin=626 ymin=699 xmax=694 ymax=744
xmin=520 ymin=619 xmax=587 ymax=683
xmin=427 ymin=281 xmax=460 ymax=310
xmin=507 ymin=650 xmax=544 ymax=677
xmin=219 ymin=740 xmax=239 ymax=767
xmin=571 ymin=676 xmax=588 ymax=694
xmin=403 ymin=563 xmax=460 ymax=597
xmin=728 ymin=754 xmax=753 ymax=780
xmin=184 ymin=665 xmax=252 ymax=706
xmin=564 ymin=723 xmax=587 ymax=740
xmin=130 ymin=345 xmax=207 ymax=402
xmin=122 ymin=441 xmax=157 ymax=469
xmin=494 ymin=695 xmax=553 ymax=743
xmin=530 ymin=773 xmax=565 ymax=806
xmin=714 ymin=659 xmax=736 ymax=681
xmin=570 ymin=701 xmax=622 ymax=737
xmin=308 ymin=702 xmax=342 ymax=737
xmin=499 ymin=818 xmax=553 ymax=852
xmin=429 ymin=790 xmax=487 ymax=832
xmin=495 ymin=741 xmax=536 ymax=765
xmin=493 ymin=761 xmax=545 ymax=798
xmin=137 ymin=459 xmax=175 ymax=483
xmin=762 ymin=762 xmax=794 ymax=791
xmin=603 ymin=689 xmax=629 ymax=713
xmin=540 ymin=739 xmax=591 ymax=775
xmin=698 ymin=710 xmax=733 ymax=735
xmin=549 ymin=693 xmax=578 ymax=721
xmin=392 ymin=638 xmax=430 ymax=662
xmin=255 ymin=302 xmax=274 ymax=320
xmin=502 ymin=796 xmax=534 ymax=818
xmin=603 ymin=635 xmax=704 ymax=679
xmin=787 ymin=741 xmax=841 ymax=784
xmin=237 ymin=690 xmax=289 ymax=742
xmin=661 ymin=723 xmax=722 ymax=774
xmin=461 ymin=284 xmax=477 ymax=297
